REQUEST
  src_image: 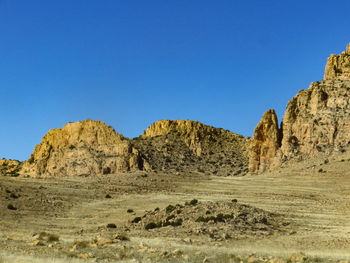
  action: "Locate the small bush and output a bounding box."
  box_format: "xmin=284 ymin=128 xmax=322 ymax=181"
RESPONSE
xmin=127 ymin=209 xmax=134 ymax=213
xmin=166 ymin=215 xmax=175 ymax=221
xmin=107 ymin=223 xmax=117 ymax=228
xmin=115 ymin=233 xmax=129 ymax=241
xmin=7 ymin=204 xmax=17 ymax=210
xmin=165 ymin=205 xmax=175 ymax=213
xmin=131 ymin=217 xmax=142 ymax=223
xmin=105 ymin=194 xmax=112 ymax=198
xmin=189 ymin=199 xmax=198 ymax=206
xmin=69 ymin=145 xmax=76 ymax=150
xmin=170 ymin=218 xmax=182 ymax=227
xmin=73 ymin=240 xmax=89 ymax=248
xmin=47 ymin=233 xmax=60 ymax=242
xmin=10 ymin=193 xmax=19 ymax=199
xmin=145 ymin=222 xmax=158 ymax=230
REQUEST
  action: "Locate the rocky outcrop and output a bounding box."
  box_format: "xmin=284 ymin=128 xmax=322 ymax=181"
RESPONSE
xmin=280 ymin=80 xmax=350 ymax=157
xmin=134 ymin=120 xmax=250 ymax=176
xmin=0 ymin=159 xmax=22 ymax=176
xmin=248 ymin=110 xmax=281 ymax=173
xmin=142 ymin=120 xmax=244 ymax=156
xmin=324 ymin=43 xmax=350 ymax=80
xmin=21 ymin=119 xmax=150 ymax=177
xmin=250 ymin=42 xmax=350 ymax=173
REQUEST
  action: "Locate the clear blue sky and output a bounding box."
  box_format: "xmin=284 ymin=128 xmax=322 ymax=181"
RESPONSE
xmin=1 ymin=0 xmax=350 ymax=161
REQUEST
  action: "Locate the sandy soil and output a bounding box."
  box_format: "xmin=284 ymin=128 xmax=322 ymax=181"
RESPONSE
xmin=1 ymin=150 xmax=350 ymax=262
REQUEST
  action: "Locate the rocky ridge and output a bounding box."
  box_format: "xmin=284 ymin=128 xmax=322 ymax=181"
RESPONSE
xmin=133 ymin=120 xmax=250 ymax=176
xmin=249 ymin=43 xmax=350 ymax=173
xmin=1 ymin=119 xmax=249 ymax=177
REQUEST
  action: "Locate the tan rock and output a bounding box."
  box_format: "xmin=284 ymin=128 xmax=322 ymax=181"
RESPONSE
xmin=249 ymin=109 xmax=281 ymax=173
xmin=0 ymin=159 xmax=22 ymax=176
xmin=21 ymin=119 xmax=149 ymax=177
xmin=280 ymin=80 xmax=350 ymax=158
xmin=324 ymin=43 xmax=350 ymax=80
xmin=139 ymin=119 xmax=250 ymax=176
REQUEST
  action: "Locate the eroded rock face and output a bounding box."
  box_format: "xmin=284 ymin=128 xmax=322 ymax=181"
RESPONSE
xmin=21 ymin=120 xmax=149 ymax=177
xmin=0 ymin=159 xmax=22 ymax=176
xmin=250 ymin=43 xmax=350 ymax=173
xmin=248 ymin=110 xmax=281 ymax=173
xmin=324 ymin=43 xmax=350 ymax=80
xmin=280 ymin=79 xmax=350 ymax=157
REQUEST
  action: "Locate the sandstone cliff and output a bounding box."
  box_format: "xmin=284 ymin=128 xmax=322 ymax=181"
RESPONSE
xmin=324 ymin=43 xmax=350 ymax=80
xmin=248 ymin=110 xmax=281 ymax=173
xmin=21 ymin=119 xmax=150 ymax=177
xmin=249 ymin=42 xmax=350 ymax=173
xmin=134 ymin=120 xmax=250 ymax=176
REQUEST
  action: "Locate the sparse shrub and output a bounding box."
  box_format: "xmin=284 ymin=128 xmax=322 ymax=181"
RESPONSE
xmin=7 ymin=204 xmax=16 ymax=210
xmin=154 ymin=207 xmax=159 ymax=212
xmin=189 ymin=199 xmax=198 ymax=206
xmin=131 ymin=217 xmax=142 ymax=223
xmin=107 ymin=223 xmax=117 ymax=228
xmin=145 ymin=222 xmax=158 ymax=230
xmin=234 ymin=170 xmax=242 ymax=176
xmin=10 ymin=193 xmax=19 ymax=199
xmin=127 ymin=209 xmax=134 ymax=213
xmin=324 ymin=159 xmax=329 ymax=164
xmin=166 ymin=215 xmax=175 ymax=221
xmin=176 ymin=209 xmax=182 ymax=214
xmin=73 ymin=240 xmax=89 ymax=248
xmin=170 ymin=218 xmax=183 ymax=227
xmin=105 ymin=194 xmax=112 ymax=198
xmin=114 ymin=233 xmax=129 ymax=241
xmin=103 ymin=167 xmax=111 ymax=174
xmin=195 ymin=213 xmax=233 ymax=223
xmin=165 ymin=205 xmax=175 ymax=213
xmin=47 ymin=233 xmax=60 ymax=242
xmin=318 ymin=168 xmax=324 ymax=173
xmin=232 ymin=199 xmax=238 ymax=203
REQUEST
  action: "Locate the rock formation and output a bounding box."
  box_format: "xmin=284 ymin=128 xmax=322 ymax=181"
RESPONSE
xmin=250 ymin=42 xmax=350 ymax=173
xmin=134 ymin=120 xmax=250 ymax=176
xmin=280 ymin=80 xmax=350 ymax=157
xmin=248 ymin=110 xmax=281 ymax=173
xmin=21 ymin=119 xmax=150 ymax=177
xmin=324 ymin=43 xmax=350 ymax=80
xmin=0 ymin=159 xmax=22 ymax=176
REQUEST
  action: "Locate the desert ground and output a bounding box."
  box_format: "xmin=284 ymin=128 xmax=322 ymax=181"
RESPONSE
xmin=1 ymin=148 xmax=350 ymax=262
